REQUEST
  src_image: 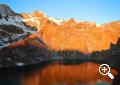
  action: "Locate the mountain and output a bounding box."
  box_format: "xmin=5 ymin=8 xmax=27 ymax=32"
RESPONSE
xmin=0 ymin=4 xmax=68 ymax=49
xmin=0 ymin=4 xmax=120 ymax=66
xmin=0 ymin=4 xmax=37 ymax=49
xmin=0 ymin=4 xmax=15 ymax=18
xmin=0 ymin=4 xmax=120 ymax=85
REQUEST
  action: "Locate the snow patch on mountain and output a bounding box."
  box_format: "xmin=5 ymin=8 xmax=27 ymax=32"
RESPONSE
xmin=0 ymin=4 xmax=16 ymax=18
xmin=0 ymin=4 xmax=37 ymax=49
xmin=48 ymin=17 xmax=65 ymax=25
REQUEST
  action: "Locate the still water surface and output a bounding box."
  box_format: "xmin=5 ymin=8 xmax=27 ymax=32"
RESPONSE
xmin=0 ymin=60 xmax=112 ymax=85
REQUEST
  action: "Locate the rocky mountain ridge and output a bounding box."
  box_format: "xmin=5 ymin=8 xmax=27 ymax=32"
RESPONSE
xmin=0 ymin=4 xmax=38 ymax=49
xmin=0 ymin=4 xmax=120 ymax=67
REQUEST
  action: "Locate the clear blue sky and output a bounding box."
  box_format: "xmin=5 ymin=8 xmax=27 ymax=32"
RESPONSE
xmin=0 ymin=0 xmax=120 ymax=24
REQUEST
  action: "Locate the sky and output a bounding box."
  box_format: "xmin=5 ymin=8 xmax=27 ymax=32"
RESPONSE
xmin=0 ymin=0 xmax=120 ymax=24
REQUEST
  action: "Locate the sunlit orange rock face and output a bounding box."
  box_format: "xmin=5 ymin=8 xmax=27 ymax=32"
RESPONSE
xmin=20 ymin=11 xmax=120 ymax=53
xmin=22 ymin=62 xmax=117 ymax=85
xmin=40 ymin=24 xmax=120 ymax=53
xmin=21 ymin=11 xmax=58 ymax=31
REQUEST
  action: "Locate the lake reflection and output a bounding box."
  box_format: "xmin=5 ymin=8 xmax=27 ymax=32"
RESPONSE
xmin=0 ymin=61 xmax=117 ymax=85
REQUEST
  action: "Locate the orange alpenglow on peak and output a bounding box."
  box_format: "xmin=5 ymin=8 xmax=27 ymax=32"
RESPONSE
xmin=20 ymin=11 xmax=120 ymax=53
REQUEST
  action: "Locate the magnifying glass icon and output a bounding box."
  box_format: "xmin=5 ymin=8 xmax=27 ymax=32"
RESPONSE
xmin=99 ymin=64 xmax=114 ymax=79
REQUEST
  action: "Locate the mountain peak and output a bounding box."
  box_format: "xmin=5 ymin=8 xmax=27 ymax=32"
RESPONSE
xmin=0 ymin=4 xmax=15 ymax=18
